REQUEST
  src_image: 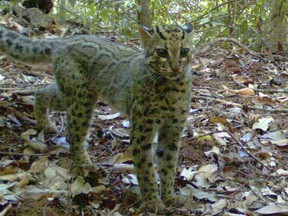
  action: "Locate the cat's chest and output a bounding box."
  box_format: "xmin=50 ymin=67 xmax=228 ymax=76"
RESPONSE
xmin=138 ymin=83 xmax=190 ymax=116
xmin=153 ymin=90 xmax=188 ymax=110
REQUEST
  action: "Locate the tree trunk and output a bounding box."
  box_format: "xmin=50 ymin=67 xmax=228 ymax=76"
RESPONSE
xmin=137 ymin=0 xmax=151 ymax=28
xmin=267 ymin=0 xmax=288 ymax=52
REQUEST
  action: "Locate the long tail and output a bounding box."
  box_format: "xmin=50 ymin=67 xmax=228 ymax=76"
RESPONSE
xmin=0 ymin=26 xmax=61 ymax=65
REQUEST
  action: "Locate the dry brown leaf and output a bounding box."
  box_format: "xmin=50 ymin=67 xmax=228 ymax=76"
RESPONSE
xmin=235 ymin=88 xmax=255 ymax=95
xmin=71 ymin=176 xmax=92 ymax=196
xmin=256 ymin=203 xmax=288 ymax=214
xmin=252 ymin=116 xmax=274 ymax=131
xmin=223 ymin=166 xmax=237 ymax=180
xmin=109 ymin=151 xmax=133 ymax=164
xmin=30 ymin=157 xmax=50 ymax=173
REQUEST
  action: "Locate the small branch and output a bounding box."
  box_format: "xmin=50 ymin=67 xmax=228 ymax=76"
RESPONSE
xmin=184 ymin=130 xmax=226 ymax=143
xmin=254 ymin=89 xmax=288 ymax=94
xmin=97 ymin=163 xmax=135 ymax=171
xmin=225 ymin=130 xmax=271 ymax=170
xmin=194 ymin=37 xmax=261 ymax=58
xmin=158 ymin=0 xmax=177 ymax=24
xmin=0 ymin=87 xmax=24 ymax=91
xmin=191 ymin=0 xmax=236 ymax=23
xmin=25 ymin=70 xmax=54 ymax=79
xmin=231 ymin=78 xmax=288 ymax=94
xmin=0 ymin=88 xmax=36 ymax=95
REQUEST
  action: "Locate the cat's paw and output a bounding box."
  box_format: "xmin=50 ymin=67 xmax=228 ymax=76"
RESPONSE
xmin=138 ymin=199 xmax=167 ymax=214
xmin=72 ymin=164 xmax=97 ymax=177
xmin=72 ymin=152 xmax=93 ymax=176
xmin=163 ymin=194 xmax=187 ymax=208
xmin=37 ymin=122 xmax=58 ymax=134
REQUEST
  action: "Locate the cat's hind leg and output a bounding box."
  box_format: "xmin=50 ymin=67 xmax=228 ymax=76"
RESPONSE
xmin=65 ymin=86 xmax=97 ymax=169
xmin=34 ymin=83 xmax=66 ymax=133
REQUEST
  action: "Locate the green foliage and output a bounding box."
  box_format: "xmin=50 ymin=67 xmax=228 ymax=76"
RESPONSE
xmin=68 ymin=0 xmax=77 ymax=7
xmin=149 ymin=0 xmax=272 ymax=50
xmin=5 ymin=0 xmax=279 ymax=50
xmin=80 ymin=1 xmax=274 ymax=49
xmin=53 ymin=0 xmax=139 ymax=38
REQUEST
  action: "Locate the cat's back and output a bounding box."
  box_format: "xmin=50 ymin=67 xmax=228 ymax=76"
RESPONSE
xmin=57 ymin=34 xmax=138 ymax=61
xmin=0 ymin=26 xmax=140 ymax=66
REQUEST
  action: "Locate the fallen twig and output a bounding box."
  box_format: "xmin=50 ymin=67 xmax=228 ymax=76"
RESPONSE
xmin=192 ymin=95 xmax=288 ymax=113
xmin=225 ymin=130 xmax=271 ymax=170
xmin=184 ymin=130 xmax=271 ymax=170
xmin=0 ymin=103 xmax=36 ymax=124
xmin=254 ymin=89 xmax=288 ymax=94
xmin=0 ymin=151 xmax=52 ymax=156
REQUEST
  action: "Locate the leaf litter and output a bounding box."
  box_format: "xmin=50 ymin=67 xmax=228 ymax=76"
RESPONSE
xmin=0 ymin=18 xmax=288 ymax=216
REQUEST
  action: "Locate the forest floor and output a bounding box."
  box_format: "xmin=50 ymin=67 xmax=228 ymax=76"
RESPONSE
xmin=1 ymin=14 xmax=288 ymax=216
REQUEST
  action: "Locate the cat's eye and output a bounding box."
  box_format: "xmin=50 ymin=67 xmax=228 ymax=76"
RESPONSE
xmin=156 ymin=49 xmax=168 ymax=58
xmin=180 ymin=48 xmax=190 ymax=58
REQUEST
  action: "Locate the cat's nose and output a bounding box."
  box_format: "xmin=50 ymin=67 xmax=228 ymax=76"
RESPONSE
xmin=172 ymin=66 xmax=180 ymax=73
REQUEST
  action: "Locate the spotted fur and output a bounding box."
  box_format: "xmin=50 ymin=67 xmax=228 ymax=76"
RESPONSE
xmin=0 ymin=24 xmax=194 ymax=212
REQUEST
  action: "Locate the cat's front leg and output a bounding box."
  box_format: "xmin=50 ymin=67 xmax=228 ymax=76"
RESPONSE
xmin=130 ymin=111 xmax=165 ymax=212
xmin=156 ymin=119 xmax=186 ymax=207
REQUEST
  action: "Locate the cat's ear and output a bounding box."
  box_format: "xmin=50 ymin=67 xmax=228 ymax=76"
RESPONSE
xmin=182 ymin=23 xmax=193 ymax=34
xmin=139 ymin=26 xmax=153 ymax=44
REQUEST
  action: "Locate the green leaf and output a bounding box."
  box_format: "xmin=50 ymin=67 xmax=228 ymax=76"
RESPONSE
xmin=68 ymin=0 xmax=77 ymax=7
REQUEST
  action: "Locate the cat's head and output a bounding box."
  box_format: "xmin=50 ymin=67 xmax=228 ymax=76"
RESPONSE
xmin=140 ymin=23 xmax=194 ymax=80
